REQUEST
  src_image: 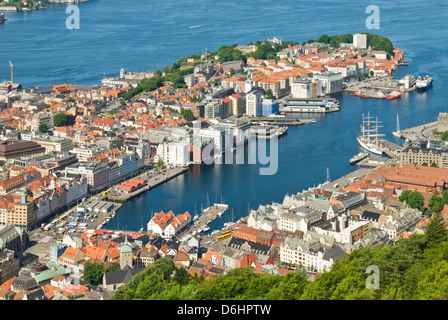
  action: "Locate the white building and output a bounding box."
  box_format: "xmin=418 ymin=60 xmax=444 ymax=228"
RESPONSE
xmin=313 ymin=72 xmax=344 ymax=94
xmin=353 ymin=33 xmax=367 ymax=49
xmin=156 ymin=141 xmax=189 ymax=166
xmin=31 ymin=112 xmax=54 ymax=130
xmin=168 ymin=142 xmax=189 ymax=166
xmin=33 ymin=137 xmax=74 ymax=154
xmin=372 ymin=51 xmax=388 ymax=60
xmin=291 ymin=79 xmax=322 ymax=98
xmin=199 ymin=125 xmax=233 ymax=153
xmin=60 ymin=176 xmax=88 ymax=207
xmin=69 ymin=146 xmax=108 ymax=162
xmin=280 ymin=236 xmax=346 ymax=273
xmin=147 ymin=210 xmax=192 ymax=238
xmin=246 ymin=90 xmax=263 ymax=117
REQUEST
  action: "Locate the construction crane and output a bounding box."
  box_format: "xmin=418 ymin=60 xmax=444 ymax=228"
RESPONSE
xmin=8 ymin=60 xmax=13 ymax=91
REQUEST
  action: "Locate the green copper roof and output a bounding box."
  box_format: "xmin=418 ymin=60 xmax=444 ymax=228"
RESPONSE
xmin=120 ymin=234 xmax=132 ymax=253
xmin=34 ymin=269 xmax=58 ymax=283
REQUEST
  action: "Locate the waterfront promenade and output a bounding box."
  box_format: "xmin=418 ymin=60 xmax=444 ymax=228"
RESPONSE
xmin=398 ymin=121 xmax=438 ymax=141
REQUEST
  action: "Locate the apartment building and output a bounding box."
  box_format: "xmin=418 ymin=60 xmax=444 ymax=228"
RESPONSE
xmin=6 ymin=194 xmax=37 ymax=230
xmin=33 ymin=137 xmax=74 ymax=154
xmin=65 ymin=162 xmax=110 ymax=192
xmin=353 ymin=33 xmax=367 ymax=49
xmin=246 ymin=90 xmax=263 ymax=117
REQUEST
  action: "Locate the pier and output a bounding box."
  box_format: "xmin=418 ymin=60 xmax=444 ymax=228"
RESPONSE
xmin=378 ymin=139 xmax=402 ymax=158
xmin=345 ymin=76 xmax=416 ymax=99
xmin=321 ymin=167 xmax=373 ymax=191
xmin=107 ymin=167 xmax=188 ymax=202
xmin=178 ymin=204 xmax=229 ymax=237
xmin=249 ymin=117 xmax=317 ymax=126
xmin=355 ymin=153 xmax=398 ymax=167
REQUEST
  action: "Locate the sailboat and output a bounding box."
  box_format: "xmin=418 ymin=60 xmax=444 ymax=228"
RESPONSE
xmin=357 ymin=113 xmax=385 ymax=155
xmin=392 ymin=114 xmax=401 ymax=137
xmin=193 ymin=203 xmax=199 ymax=220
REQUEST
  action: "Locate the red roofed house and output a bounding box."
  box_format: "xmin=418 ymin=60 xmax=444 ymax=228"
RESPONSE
xmin=147 ymin=210 xmax=192 ymax=238
xmin=58 ymin=247 xmax=84 ymax=268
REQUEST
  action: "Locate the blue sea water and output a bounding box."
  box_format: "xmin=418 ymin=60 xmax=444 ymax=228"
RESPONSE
xmin=0 ymin=0 xmax=447 ymax=231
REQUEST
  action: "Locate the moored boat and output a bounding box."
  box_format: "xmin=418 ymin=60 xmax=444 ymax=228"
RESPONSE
xmin=392 ymin=114 xmax=401 ymax=137
xmin=349 ymin=152 xmax=368 ymax=164
xmin=357 ymin=113 xmax=385 ymax=155
xmin=277 ymin=126 xmax=288 ymax=137
xmin=416 ymin=75 xmax=433 ymax=91
xmin=386 ymin=89 xmax=402 ymax=100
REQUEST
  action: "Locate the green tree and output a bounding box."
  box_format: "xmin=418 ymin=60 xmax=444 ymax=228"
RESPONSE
xmin=65 ymin=96 xmax=75 ymax=103
xmin=316 ymin=34 xmax=331 ymax=44
xmin=173 ymin=267 xmax=192 ymax=286
xmin=266 ymin=89 xmax=274 ymax=99
xmin=399 ymin=190 xmax=425 ymax=211
xmin=162 ymin=66 xmax=171 ymax=74
xmin=428 ymin=194 xmax=443 ymax=213
xmin=53 ymin=112 xmax=68 ymax=127
xmin=157 ymin=158 xmax=165 ymax=170
xmin=426 ymin=211 xmax=448 ymax=247
xmin=181 ymin=108 xmax=196 ymax=121
xmin=38 ymin=123 xmax=48 ymax=133
xmin=106 ymin=262 xmax=121 ymax=272
xmin=83 ymin=261 xmax=106 ymax=285
xmin=441 ymin=131 xmax=448 ymax=141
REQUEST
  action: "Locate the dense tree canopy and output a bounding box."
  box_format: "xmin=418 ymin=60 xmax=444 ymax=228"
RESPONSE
xmin=111 ymin=229 xmax=448 ymax=300
xmin=309 ymin=33 xmax=394 ymax=57
xmin=399 ymin=190 xmax=425 ymax=211
xmin=38 ymin=123 xmax=48 ymax=133
xmin=53 ymin=112 xmax=68 ymax=127
xmin=83 ymin=261 xmax=106 ymax=285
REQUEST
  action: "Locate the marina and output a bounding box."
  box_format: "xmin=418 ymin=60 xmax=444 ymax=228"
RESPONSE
xmin=179 ymin=203 xmax=229 ymax=237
